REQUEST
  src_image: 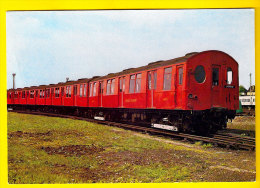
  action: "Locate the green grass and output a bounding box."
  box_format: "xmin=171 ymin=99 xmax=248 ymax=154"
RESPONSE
xmin=8 ymin=112 xmax=193 ymax=183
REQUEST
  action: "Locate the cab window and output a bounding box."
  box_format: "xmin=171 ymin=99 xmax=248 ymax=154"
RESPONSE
xmin=227 ymin=67 xmax=233 ymax=84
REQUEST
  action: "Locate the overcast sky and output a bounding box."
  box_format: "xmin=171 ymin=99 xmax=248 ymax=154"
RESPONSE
xmin=6 ymin=9 xmax=255 ymax=89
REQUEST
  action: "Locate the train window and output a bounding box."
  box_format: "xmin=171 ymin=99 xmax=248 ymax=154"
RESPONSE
xmin=163 ymin=67 xmax=172 ymax=90
xmin=99 ymin=82 xmax=104 ymax=94
xmin=69 ymin=86 xmax=71 ymax=97
xmin=111 ymin=79 xmax=115 ymax=94
xmin=178 ymin=68 xmax=183 ymax=85
xmin=66 ymin=86 xmax=71 ymax=97
xmin=106 ymin=80 xmax=111 ymax=95
xmin=30 ymin=90 xmax=34 ymax=98
xmin=148 ymin=72 xmax=152 ymax=90
xmin=227 ymin=67 xmax=233 ymax=84
xmin=80 ymin=84 xmax=83 ymax=97
xmin=194 ymin=65 xmax=205 ymax=83
xmin=154 ymin=71 xmax=157 ymax=89
xmin=55 ymin=88 xmax=60 ymax=98
xmin=93 ymin=83 xmax=97 ymax=96
xmin=212 ymin=68 xmax=219 ymax=86
xmin=84 ymin=84 xmax=87 ymax=97
xmin=22 ymin=91 xmax=25 ymax=98
xmin=129 ymin=75 xmax=135 ymax=93
xmin=46 ymin=89 xmax=50 ymax=98
xmin=74 ymin=85 xmax=77 ymax=96
xmin=120 ymin=77 xmax=125 ymax=92
xmin=90 ymin=83 xmax=93 ymax=96
xmin=135 ymin=74 xmax=142 ymax=93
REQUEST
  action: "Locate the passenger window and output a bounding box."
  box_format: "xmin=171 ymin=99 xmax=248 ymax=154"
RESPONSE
xmin=129 ymin=75 xmax=135 ymax=93
xmin=66 ymin=86 xmax=71 ymax=97
xmin=93 ymin=83 xmax=97 ymax=96
xmin=30 ymin=90 xmax=34 ymax=98
xmin=106 ymin=80 xmax=111 ymax=95
xmin=84 ymin=84 xmax=87 ymax=97
xmin=227 ymin=67 xmax=233 ymax=84
xmin=57 ymin=88 xmax=60 ymax=97
xmin=61 ymin=87 xmax=64 ymax=96
xmin=135 ymin=74 xmax=141 ymax=93
xmin=148 ymin=73 xmax=152 ymax=90
xmin=111 ymin=79 xmax=115 ymax=94
xmin=120 ymin=77 xmax=125 ymax=92
xmin=212 ymin=68 xmax=219 ymax=86
xmin=74 ymin=85 xmax=77 ymax=96
xmin=80 ymin=84 xmax=83 ymax=97
xmin=178 ymin=68 xmax=183 ymax=85
xmin=154 ymin=72 xmax=157 ymax=89
xmin=90 ymin=83 xmax=93 ymax=96
xmin=163 ymin=67 xmax=172 ymax=90
xmin=99 ymin=82 xmax=103 ymax=94
xmin=46 ymin=89 xmax=50 ymax=98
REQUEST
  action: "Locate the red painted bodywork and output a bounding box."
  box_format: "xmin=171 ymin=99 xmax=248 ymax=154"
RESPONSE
xmin=7 ymin=50 xmax=239 ymax=112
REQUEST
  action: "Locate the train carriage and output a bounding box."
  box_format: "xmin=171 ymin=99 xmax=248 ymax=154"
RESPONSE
xmin=7 ymin=50 xmax=239 ymax=134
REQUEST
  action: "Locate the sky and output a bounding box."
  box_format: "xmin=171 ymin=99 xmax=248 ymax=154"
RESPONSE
xmin=6 ymin=9 xmax=255 ymax=89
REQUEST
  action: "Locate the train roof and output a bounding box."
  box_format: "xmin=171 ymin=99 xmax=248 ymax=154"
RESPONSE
xmin=90 ymin=52 xmax=198 ymax=81
xmin=7 ymin=51 xmax=207 ymax=91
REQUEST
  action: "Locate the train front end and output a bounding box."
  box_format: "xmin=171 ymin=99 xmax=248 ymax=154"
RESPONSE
xmin=185 ymin=50 xmax=239 ymax=133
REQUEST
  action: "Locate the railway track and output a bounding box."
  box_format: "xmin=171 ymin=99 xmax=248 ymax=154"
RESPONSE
xmin=8 ymin=110 xmax=255 ymax=151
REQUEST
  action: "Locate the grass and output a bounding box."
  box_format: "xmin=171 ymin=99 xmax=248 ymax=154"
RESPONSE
xmin=227 ymin=116 xmax=255 ymax=137
xmin=8 ymin=112 xmax=192 ymax=183
xmin=7 ymin=112 xmax=256 ymax=183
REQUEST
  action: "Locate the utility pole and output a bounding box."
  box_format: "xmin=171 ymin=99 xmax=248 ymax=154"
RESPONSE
xmin=249 ymin=73 xmax=252 ymax=95
xmin=12 ymin=73 xmax=16 ymax=90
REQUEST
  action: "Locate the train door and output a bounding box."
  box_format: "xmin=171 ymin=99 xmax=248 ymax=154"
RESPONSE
xmin=212 ymin=64 xmax=221 ymax=107
xmin=61 ymin=87 xmax=64 ymax=105
xmin=176 ymin=65 xmax=184 ymax=108
xmin=51 ymin=88 xmax=54 ymax=105
xmin=98 ymin=81 xmax=103 ymax=107
xmin=26 ymin=91 xmax=29 ymax=104
xmin=73 ymin=85 xmax=77 ymax=106
xmin=146 ymin=71 xmax=157 ymax=108
xmin=119 ymin=77 xmax=125 ymax=107
xmin=35 ymin=90 xmax=38 ymax=105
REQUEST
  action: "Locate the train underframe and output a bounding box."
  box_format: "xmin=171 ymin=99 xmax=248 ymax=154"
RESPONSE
xmin=8 ymin=104 xmax=236 ymax=135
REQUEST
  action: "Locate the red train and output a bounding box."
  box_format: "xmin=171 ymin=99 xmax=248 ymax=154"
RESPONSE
xmin=7 ymin=50 xmax=239 ymax=134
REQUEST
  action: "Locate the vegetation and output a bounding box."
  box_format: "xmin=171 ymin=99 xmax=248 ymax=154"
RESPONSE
xmin=8 ymin=112 xmax=255 ymax=183
xmin=239 ymin=85 xmax=247 ymax=95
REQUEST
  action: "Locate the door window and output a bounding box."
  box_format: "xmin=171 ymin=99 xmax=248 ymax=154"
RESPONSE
xmin=178 ymin=67 xmax=183 ymax=85
xmin=212 ymin=68 xmax=219 ymax=86
xmin=163 ymin=67 xmax=172 ymax=90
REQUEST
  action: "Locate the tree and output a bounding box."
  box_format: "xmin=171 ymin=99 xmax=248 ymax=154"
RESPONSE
xmin=239 ymin=85 xmax=247 ymax=95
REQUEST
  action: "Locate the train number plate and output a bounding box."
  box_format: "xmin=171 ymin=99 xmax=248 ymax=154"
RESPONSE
xmin=94 ymin=116 xmax=105 ymax=121
xmin=151 ymin=123 xmax=178 ymax=131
